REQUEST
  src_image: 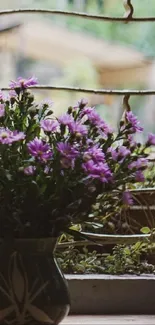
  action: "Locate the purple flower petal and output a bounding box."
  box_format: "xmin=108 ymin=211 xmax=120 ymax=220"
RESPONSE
xmin=0 ymin=90 xmax=6 ymax=101
xmin=9 ymin=90 xmax=17 ymax=99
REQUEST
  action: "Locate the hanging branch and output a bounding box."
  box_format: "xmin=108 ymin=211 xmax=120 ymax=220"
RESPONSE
xmin=123 ymin=94 xmax=131 ymax=111
xmin=123 ymin=0 xmax=134 ymax=21
xmin=0 ymin=8 xmax=155 ymax=22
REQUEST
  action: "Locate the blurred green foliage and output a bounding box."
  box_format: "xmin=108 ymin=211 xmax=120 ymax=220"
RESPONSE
xmin=56 ymin=242 xmax=155 ymax=275
xmin=30 ymin=0 xmax=155 ymax=57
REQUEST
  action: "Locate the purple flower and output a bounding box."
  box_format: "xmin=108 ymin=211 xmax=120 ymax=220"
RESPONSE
xmin=88 ymin=110 xmax=102 ymax=126
xmin=135 ymin=170 xmax=145 ymax=182
xmin=80 ymin=106 xmax=94 ymax=117
xmin=40 ymin=99 xmax=54 ymax=107
xmin=100 ymin=121 xmax=112 ymax=134
xmin=58 ymin=113 xmax=74 ymax=126
xmin=122 ymin=191 xmax=133 ymax=206
xmin=9 ymin=76 xmax=38 ymax=89
xmin=9 ymin=89 xmax=17 ymax=99
xmin=0 ymin=128 xmax=25 ymax=144
xmin=24 ymin=165 xmax=36 ymax=175
xmin=57 ymin=142 xmax=79 ymax=159
xmin=12 ymin=131 xmax=25 ymax=142
xmin=86 ymin=139 xmax=94 ymax=146
xmin=69 ymin=121 xmax=87 ymax=136
xmin=60 ymin=157 xmax=75 ymax=169
xmin=83 ymin=145 xmax=105 ymax=162
xmin=0 ymin=104 xmax=5 ymax=117
xmin=85 ymin=109 xmax=112 ymax=134
xmin=27 ymin=137 xmax=52 ymax=162
xmin=108 ymin=147 xmax=117 ymax=160
xmin=40 ymin=119 xmax=59 ymax=132
xmin=147 ymin=133 xmax=155 ymax=146
xmin=82 ymin=160 xmax=112 ymax=183
xmin=110 ymin=146 xmax=130 ymax=162
xmin=128 ymin=158 xmax=148 ymax=170
xmin=127 ymin=134 xmax=137 ymax=147
xmin=125 ymin=112 xmax=143 ymax=133
xmin=57 ymin=142 xmax=79 ymax=169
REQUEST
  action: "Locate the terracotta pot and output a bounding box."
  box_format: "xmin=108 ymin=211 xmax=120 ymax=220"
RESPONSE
xmin=0 ymin=238 xmax=70 ymax=325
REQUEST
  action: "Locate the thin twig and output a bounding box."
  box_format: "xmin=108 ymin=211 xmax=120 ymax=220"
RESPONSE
xmin=3 ymin=85 xmax=155 ymax=96
xmin=0 ymin=9 xmax=155 ymax=22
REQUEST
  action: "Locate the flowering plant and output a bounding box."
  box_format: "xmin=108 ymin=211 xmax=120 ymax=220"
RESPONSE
xmin=0 ymin=77 xmax=154 ymax=238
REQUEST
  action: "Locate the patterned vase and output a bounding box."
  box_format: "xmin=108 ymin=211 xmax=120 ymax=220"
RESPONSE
xmin=0 ymin=238 xmax=70 ymax=324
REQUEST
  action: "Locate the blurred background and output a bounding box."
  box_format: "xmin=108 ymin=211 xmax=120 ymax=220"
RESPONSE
xmin=0 ymin=0 xmax=155 ymax=134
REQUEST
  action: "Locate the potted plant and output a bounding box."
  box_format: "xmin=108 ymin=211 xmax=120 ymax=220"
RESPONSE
xmin=0 ymin=76 xmax=154 ymax=325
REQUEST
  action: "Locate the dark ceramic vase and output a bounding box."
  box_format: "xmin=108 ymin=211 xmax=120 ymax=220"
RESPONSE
xmin=0 ymin=238 xmax=70 ymax=325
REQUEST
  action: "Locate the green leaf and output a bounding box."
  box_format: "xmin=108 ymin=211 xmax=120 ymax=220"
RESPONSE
xmin=69 ymin=224 xmax=81 ymax=231
xmin=140 ymin=227 xmax=150 ymax=234
xmin=124 ymin=248 xmax=131 ymax=255
xmin=133 ymin=241 xmax=142 ymax=251
xmin=65 ymin=228 xmax=102 ymax=246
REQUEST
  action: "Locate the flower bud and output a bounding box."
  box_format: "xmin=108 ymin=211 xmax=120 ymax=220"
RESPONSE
xmin=130 ymin=145 xmax=136 ymax=153
xmin=10 ymin=97 xmax=16 ymax=105
xmin=28 ymin=106 xmax=37 ymax=117
xmin=68 ymin=106 xmax=73 ymax=114
xmin=88 ymin=185 xmax=96 ymax=193
xmin=120 ymin=120 xmax=124 ymax=127
xmin=18 ymin=167 xmax=24 ymax=172
xmin=78 ymin=98 xmax=88 ymax=110
xmin=28 ymin=94 xmax=34 ymax=105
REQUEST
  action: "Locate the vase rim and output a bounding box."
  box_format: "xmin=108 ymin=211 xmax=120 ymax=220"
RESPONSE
xmin=0 ymin=237 xmax=58 ymax=253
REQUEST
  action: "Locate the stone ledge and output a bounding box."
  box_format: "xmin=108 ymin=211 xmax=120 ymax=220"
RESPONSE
xmin=66 ymin=275 xmax=155 ymax=314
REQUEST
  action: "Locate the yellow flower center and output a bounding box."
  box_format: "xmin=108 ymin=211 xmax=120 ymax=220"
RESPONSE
xmin=1 ymin=132 xmax=8 ymax=138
